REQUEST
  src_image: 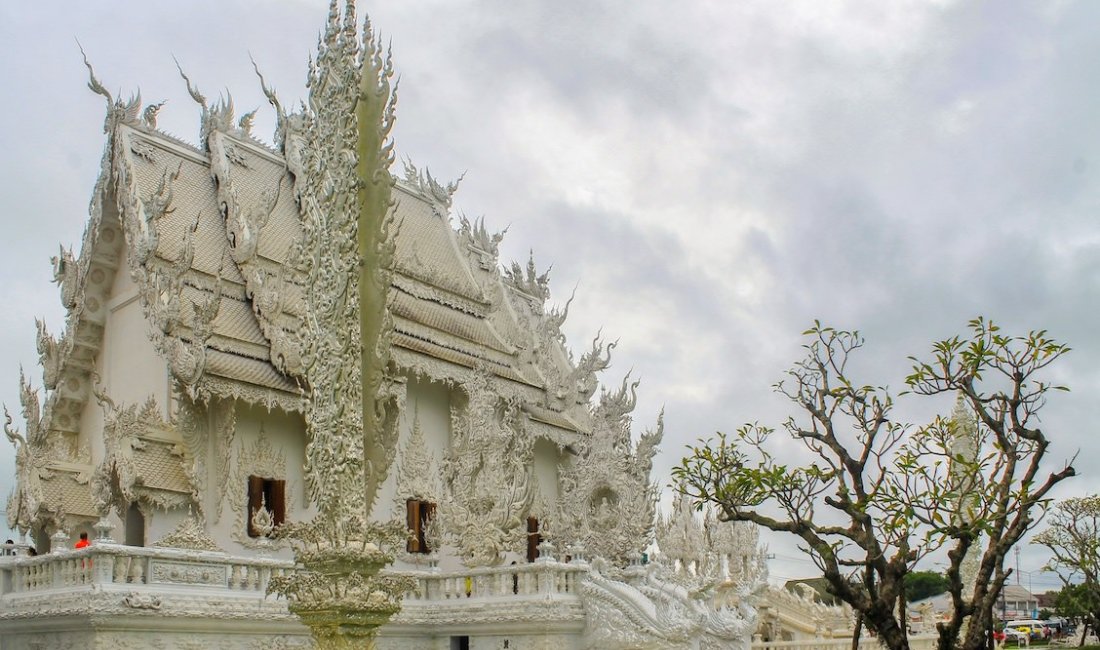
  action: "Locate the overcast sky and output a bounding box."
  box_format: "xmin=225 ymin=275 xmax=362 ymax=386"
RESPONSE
xmin=1 ymin=1 xmax=1097 ymax=591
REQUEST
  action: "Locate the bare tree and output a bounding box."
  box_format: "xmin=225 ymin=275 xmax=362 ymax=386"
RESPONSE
xmin=674 ymin=319 xmax=1076 ymax=650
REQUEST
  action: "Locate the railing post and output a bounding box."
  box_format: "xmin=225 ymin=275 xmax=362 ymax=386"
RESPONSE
xmin=0 ymin=563 xmax=12 ymax=595
xmin=93 ymin=548 xmax=115 ymax=585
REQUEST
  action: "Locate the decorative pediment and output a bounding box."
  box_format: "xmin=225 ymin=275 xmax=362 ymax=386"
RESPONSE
xmin=92 ymin=386 xmax=192 ymax=516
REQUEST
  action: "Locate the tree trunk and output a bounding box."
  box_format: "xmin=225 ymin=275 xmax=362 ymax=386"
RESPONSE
xmin=865 ymin=607 xmax=910 ymax=650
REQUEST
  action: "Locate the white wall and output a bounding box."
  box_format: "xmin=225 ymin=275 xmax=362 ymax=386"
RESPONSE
xmin=99 ymin=262 xmax=169 ymax=420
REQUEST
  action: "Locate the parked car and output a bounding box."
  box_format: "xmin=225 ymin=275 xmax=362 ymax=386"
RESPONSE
xmin=1003 ymin=628 xmax=1030 ymax=644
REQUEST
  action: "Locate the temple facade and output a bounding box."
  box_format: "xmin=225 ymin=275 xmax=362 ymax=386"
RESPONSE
xmin=0 ymin=3 xmax=851 ymax=649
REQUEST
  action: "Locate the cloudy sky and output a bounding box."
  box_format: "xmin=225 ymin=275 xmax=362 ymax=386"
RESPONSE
xmin=1 ymin=1 xmax=1096 ymax=591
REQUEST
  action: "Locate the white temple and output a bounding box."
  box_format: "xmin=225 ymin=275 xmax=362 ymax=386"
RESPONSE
xmin=0 ymin=3 xmax=852 ymax=649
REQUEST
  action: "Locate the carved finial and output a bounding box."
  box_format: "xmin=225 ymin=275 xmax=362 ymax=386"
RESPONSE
xmin=174 ymin=57 xmax=207 ymax=109
xmin=77 ymin=40 xmax=113 ymax=106
xmin=3 ymin=406 xmax=25 ymax=450
xmin=250 ymin=55 xmax=287 ymax=149
xmin=141 ymin=101 xmax=166 ymax=128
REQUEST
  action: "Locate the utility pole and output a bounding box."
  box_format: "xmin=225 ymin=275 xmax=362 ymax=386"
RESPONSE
xmin=1015 ymin=548 xmax=1021 ymax=585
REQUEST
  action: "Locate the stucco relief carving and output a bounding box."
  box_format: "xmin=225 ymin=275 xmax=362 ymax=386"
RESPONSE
xmin=211 ymin=400 xmax=237 ymax=523
xmin=176 ymin=397 xmax=208 ymax=516
xmin=230 ymin=428 xmax=288 ymax=549
xmin=192 ymin=375 xmax=304 ymax=415
xmin=394 ymin=410 xmax=441 ymax=507
xmin=440 ymin=370 xmax=535 ymax=567
xmin=578 ymin=494 xmax=768 ymax=650
xmin=208 ymin=113 xmax=307 ymax=379
xmin=567 ymin=333 xmax=616 ymax=406
xmin=6 ymin=630 xmax=311 ymax=650
xmin=136 ymin=164 xmax=180 ymax=266
xmin=149 ymin=560 xmax=228 ymax=586
xmin=152 ymin=511 xmax=225 ymax=552
xmin=581 ymin=556 xmax=763 ymax=650
xmin=122 ymin=592 xmax=163 ymax=610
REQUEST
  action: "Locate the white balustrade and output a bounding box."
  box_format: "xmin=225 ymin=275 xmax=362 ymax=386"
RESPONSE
xmin=1 ymin=545 xmax=586 ymax=610
xmin=403 ymin=561 xmax=586 ymax=603
xmin=0 ymin=543 xmax=294 ymax=600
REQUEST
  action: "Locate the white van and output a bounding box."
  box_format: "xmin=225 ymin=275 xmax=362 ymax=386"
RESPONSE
xmin=1005 ymin=620 xmax=1049 ymax=640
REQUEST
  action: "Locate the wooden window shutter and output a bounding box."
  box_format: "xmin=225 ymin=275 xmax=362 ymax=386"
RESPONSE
xmin=270 ymin=480 xmax=287 ymax=528
xmin=247 ymin=475 xmax=264 ymax=537
xmin=406 ymin=499 xmax=420 ymax=553
xmin=526 ymin=517 xmax=540 ymax=563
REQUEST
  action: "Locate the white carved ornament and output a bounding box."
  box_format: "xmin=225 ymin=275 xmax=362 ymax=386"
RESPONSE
xmin=230 ymin=427 xmax=288 ymax=550
xmin=555 ymin=376 xmax=663 ymax=565
xmin=440 ymin=369 xmax=535 ymax=567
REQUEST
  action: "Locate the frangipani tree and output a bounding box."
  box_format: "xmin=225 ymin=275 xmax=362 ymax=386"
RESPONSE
xmin=675 ymin=319 xmax=1076 ymax=650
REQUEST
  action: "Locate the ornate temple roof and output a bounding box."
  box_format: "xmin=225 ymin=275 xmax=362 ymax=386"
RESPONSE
xmin=6 ymin=11 xmax=643 ymax=531
xmin=32 ymin=65 xmax=617 ymax=441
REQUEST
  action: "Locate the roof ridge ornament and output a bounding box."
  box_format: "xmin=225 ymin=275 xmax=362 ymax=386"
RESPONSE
xmin=457 ymin=212 xmax=507 ymax=270
xmin=570 ymin=332 xmax=617 ymax=404
xmin=176 ymin=59 xmax=251 ymax=147
xmin=80 ymin=43 xmax=141 ymax=132
xmin=504 ymin=250 xmax=552 ymax=306
xmin=402 ymin=158 xmax=463 ymax=219
xmin=175 ymin=58 xmax=213 ymax=147
xmin=141 ymin=101 xmax=166 ymax=129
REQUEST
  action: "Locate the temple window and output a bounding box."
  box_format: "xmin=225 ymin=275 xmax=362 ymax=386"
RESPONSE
xmin=247 ymin=475 xmax=286 ymax=537
xmin=526 ymin=517 xmax=542 ymax=562
xmin=406 ymin=499 xmax=435 ymax=554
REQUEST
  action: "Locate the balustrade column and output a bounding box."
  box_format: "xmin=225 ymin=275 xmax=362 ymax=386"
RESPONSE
xmin=92 ymin=551 xmax=115 ymax=586
xmin=0 ymin=564 xmax=12 ymax=595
